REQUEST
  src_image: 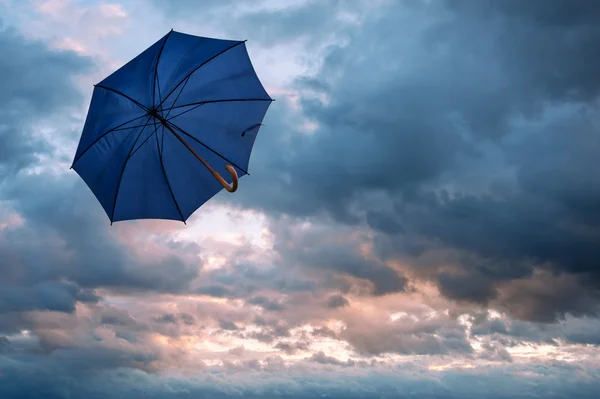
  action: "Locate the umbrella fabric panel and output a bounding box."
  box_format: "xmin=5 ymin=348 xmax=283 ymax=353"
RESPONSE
xmin=97 ymin=33 xmax=169 ymax=109
xmin=73 ymin=117 xmax=155 ymax=220
xmin=167 ymin=100 xmax=271 ymax=173
xmin=111 ymin=121 xmax=183 ymax=222
xmin=73 ymin=87 xmax=147 ymax=163
xmin=158 ymin=40 xmax=271 ymax=113
xmin=158 ymin=125 xmax=246 ymax=220
xmin=154 ymin=31 xmax=242 ymax=107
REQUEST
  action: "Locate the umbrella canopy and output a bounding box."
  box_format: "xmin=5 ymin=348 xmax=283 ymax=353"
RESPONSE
xmin=71 ymin=30 xmax=273 ymax=224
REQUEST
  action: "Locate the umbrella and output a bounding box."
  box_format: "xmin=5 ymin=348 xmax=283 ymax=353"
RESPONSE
xmin=71 ymin=30 xmax=273 ymax=224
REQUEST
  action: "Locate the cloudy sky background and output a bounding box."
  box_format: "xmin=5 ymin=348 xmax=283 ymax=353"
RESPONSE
xmin=1 ymin=0 xmax=600 ymax=397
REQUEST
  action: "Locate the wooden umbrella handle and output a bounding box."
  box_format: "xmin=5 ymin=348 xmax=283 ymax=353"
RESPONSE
xmin=215 ymin=165 xmax=239 ymax=193
xmin=162 ymin=120 xmax=239 ymax=193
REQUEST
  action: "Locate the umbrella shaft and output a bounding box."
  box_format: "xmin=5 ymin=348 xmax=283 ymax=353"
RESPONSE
xmin=156 ymin=115 xmax=239 ymax=193
xmin=163 ymin=123 xmax=213 ymax=172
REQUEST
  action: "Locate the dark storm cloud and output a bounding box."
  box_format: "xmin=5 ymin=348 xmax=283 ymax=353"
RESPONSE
xmin=0 ymin=24 xmax=104 ymax=317
xmin=275 ymin=340 xmax=309 ymax=355
xmin=194 ymin=258 xmax=319 ymax=303
xmin=197 ymin=284 xmax=235 ymax=298
xmin=200 ymin=0 xmax=600 ymax=320
xmin=0 ymin=21 xmax=201 ymax=348
xmin=268 ymin=220 xmax=408 ymax=296
xmin=325 ymin=294 xmax=349 ymax=309
xmin=2 ymin=0 xmax=600 ymax=396
xmin=296 ymin=244 xmax=406 ymax=296
xmin=309 ymin=351 xmax=355 ymax=367
xmin=243 ymin=318 xmax=292 ymax=343
xmin=3 ymin=352 xmax=598 ymax=399
xmin=150 ymin=0 xmax=352 ymax=46
xmin=0 ymin=281 xmax=99 ymax=314
xmin=247 ymin=295 xmax=284 ymax=311
xmin=312 ymin=326 xmax=338 ymax=339
xmin=0 ymin=336 xmax=9 ymax=351
xmin=1 ymin=174 xmax=200 ymax=295
xmin=496 ymin=271 xmax=600 ymax=322
xmin=437 ymin=272 xmax=498 ymax=305
xmin=365 ymin=210 xmax=404 ymax=236
xmin=446 ymin=0 xmax=600 ymax=106
xmin=222 ymin=1 xmax=348 ymax=46
xmin=99 ymin=307 xmax=141 ymax=327
xmin=150 ymin=0 xmax=240 ymax=16
xmin=219 ymin=320 xmax=241 ymax=331
xmin=469 ymin=310 xmax=600 ymax=349
xmin=155 ymin=312 xmax=195 ymax=325
xmin=0 ymin=22 xmax=90 ymax=178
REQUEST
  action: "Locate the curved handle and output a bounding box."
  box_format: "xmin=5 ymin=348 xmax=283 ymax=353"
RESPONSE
xmin=161 ymin=120 xmax=240 ymax=193
xmin=212 ymin=164 xmax=238 ymax=192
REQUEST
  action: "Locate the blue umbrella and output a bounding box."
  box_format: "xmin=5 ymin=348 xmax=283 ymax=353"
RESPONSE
xmin=71 ymin=30 xmax=273 ymax=224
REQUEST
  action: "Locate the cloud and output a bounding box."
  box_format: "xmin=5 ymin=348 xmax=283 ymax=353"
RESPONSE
xmin=326 ymin=294 xmax=349 ymax=309
xmin=247 ymin=295 xmax=284 ymax=311
xmin=0 ymin=21 xmax=90 ymax=177
xmin=219 ymin=320 xmax=241 ymax=331
xmin=308 ymin=351 xmax=355 ymax=367
xmin=0 ymin=8 xmax=205 ymax=353
xmin=1 ymin=173 xmax=200 ymax=295
xmin=268 ymin=219 xmax=408 ymax=296
xmin=437 ymin=272 xmax=498 ymax=304
xmin=340 ymin=311 xmax=473 ymax=356
xmin=155 ymin=312 xmax=195 ymax=325
xmin=0 ymin=22 xmax=102 ymax=319
xmin=151 ymin=0 xmax=363 ymax=47
xmin=312 ymin=326 xmax=338 ymax=339
xmin=470 ymin=308 xmax=600 ymax=348
xmin=0 ymin=335 xmax=9 ymax=352
xmin=2 ymin=1 xmax=600 ymax=398
xmin=201 ymin=0 xmax=600 ymax=322
xmin=275 ymin=340 xmax=309 ymax=355
xmin=0 ymin=281 xmax=99 ymax=314
xmin=1 ymin=353 xmax=599 ymax=398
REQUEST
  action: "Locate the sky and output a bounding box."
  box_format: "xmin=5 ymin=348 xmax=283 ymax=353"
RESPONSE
xmin=0 ymin=0 xmax=600 ymax=397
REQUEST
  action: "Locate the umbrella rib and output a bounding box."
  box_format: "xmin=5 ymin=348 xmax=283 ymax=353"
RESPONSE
xmin=162 ymin=120 xmax=239 ymax=193
xmin=160 ymin=119 xmax=166 ymax=154
xmin=154 ymin=119 xmax=186 ymax=223
xmin=241 ymin=123 xmax=262 ymax=137
xmin=95 ymin=84 xmax=151 ymax=113
xmin=71 ymin=113 xmax=148 ymax=168
xmin=165 ymin=119 xmax=249 ymax=175
xmin=112 ymin=123 xmax=153 ymax=132
xmin=128 ymin=122 xmax=162 ymax=160
xmin=87 ymin=124 xmax=146 ymax=193
xmin=110 ymin=116 xmax=154 ymax=224
xmin=157 ymin=40 xmax=247 ymax=111
xmin=163 ymin=75 xmax=190 ymax=119
xmin=166 ymin=98 xmax=274 ymax=118
xmin=155 ymin=36 xmax=207 ymax=113
xmin=166 ymin=102 xmax=206 ymax=120
xmin=152 ymin=29 xmax=173 ymax=108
